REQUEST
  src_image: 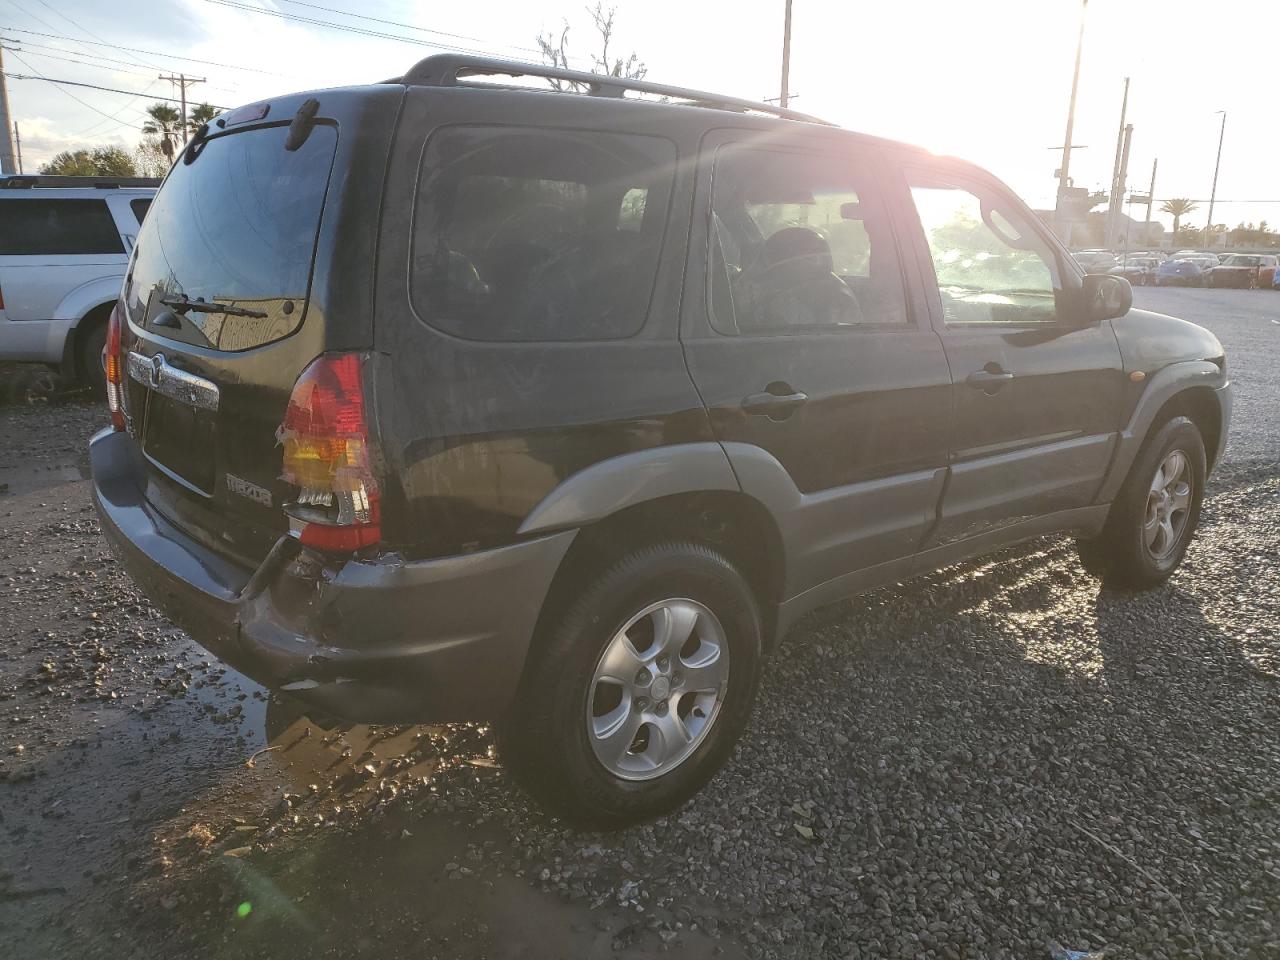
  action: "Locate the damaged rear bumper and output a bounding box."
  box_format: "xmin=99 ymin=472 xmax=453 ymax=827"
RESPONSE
xmin=89 ymin=428 xmax=574 ymax=723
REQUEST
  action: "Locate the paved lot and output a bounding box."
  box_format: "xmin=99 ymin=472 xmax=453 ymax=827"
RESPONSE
xmin=1 ymin=287 xmax=1278 ymax=959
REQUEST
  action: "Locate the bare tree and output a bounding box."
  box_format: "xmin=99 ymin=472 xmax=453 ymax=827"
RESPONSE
xmin=536 ymin=3 xmax=647 ymax=90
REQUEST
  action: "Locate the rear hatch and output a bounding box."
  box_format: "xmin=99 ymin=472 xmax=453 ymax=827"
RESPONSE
xmin=119 ymin=88 xmax=398 ymax=566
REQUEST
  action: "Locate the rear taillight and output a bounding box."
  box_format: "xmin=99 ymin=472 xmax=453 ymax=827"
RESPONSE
xmin=279 ymin=353 xmax=381 ymax=553
xmin=104 ymin=303 xmax=126 ymax=432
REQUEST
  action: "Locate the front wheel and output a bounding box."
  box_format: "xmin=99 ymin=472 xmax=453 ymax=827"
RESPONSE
xmin=1077 ymin=416 xmax=1206 ymax=590
xmin=499 ymin=542 xmax=762 ymax=828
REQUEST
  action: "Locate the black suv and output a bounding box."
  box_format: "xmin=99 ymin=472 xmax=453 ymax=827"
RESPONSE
xmin=91 ymin=56 xmax=1231 ymax=827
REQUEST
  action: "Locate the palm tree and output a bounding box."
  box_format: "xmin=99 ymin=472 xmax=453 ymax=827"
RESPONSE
xmin=186 ymin=102 xmax=219 ymax=138
xmin=141 ymin=103 xmax=181 ymax=159
xmin=1159 ymin=198 xmax=1199 ymax=237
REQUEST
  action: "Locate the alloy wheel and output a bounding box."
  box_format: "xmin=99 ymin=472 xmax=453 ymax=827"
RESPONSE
xmin=586 ymin=598 xmax=730 ymax=781
xmin=1144 ymin=449 xmax=1193 ymax=560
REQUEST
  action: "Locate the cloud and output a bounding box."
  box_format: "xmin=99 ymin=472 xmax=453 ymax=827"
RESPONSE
xmin=12 ymin=115 xmax=142 ymax=172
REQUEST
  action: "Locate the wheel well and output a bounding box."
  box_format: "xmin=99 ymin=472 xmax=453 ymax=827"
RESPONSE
xmin=535 ymin=491 xmax=785 ymax=646
xmin=72 ymin=302 xmax=114 ymax=378
xmin=1153 ymin=387 xmax=1223 ymax=471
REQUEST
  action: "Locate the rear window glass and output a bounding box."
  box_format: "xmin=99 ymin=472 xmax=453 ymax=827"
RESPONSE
xmin=410 ymin=125 xmax=676 ymax=341
xmin=0 ymin=199 xmax=124 ymax=255
xmin=125 ymin=123 xmax=336 ymax=351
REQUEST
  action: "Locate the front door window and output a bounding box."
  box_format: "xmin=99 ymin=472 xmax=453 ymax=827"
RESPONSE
xmin=908 ymin=177 xmax=1061 ymax=325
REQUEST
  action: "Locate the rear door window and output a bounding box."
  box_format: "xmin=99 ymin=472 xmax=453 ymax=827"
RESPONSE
xmin=0 ymin=198 xmax=124 ymax=255
xmin=708 ymin=145 xmax=908 ymax=334
xmin=410 ymin=125 xmax=676 ymax=341
xmin=129 ymin=198 xmax=152 ymax=225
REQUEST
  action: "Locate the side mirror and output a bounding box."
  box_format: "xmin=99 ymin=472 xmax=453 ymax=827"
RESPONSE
xmin=1079 ymin=273 xmax=1132 ymax=324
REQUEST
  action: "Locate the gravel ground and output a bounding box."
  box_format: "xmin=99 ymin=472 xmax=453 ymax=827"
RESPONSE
xmin=2 ymin=287 xmax=1278 ymax=959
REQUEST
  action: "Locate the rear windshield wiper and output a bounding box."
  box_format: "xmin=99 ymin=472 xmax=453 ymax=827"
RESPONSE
xmin=160 ymin=295 xmax=268 ymax=319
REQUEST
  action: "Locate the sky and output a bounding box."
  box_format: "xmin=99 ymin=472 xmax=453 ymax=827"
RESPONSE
xmin=2 ymin=0 xmax=1276 ymax=235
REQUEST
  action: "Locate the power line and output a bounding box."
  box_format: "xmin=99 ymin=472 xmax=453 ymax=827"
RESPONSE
xmin=272 ymin=0 xmax=565 ymax=62
xmin=30 ymin=0 xmax=161 ymax=71
xmin=63 ymin=78 xmax=160 ymax=137
xmin=6 ymin=37 xmax=243 ymax=93
xmin=4 ymin=45 xmax=157 ymax=79
xmin=4 ymin=0 xmax=157 ymax=80
xmin=7 ymin=65 xmax=229 ymax=111
xmin=5 ymin=50 xmax=149 ymax=133
xmin=0 ymin=25 xmax=299 ymax=77
xmin=202 ymin=0 xmax=564 ymax=63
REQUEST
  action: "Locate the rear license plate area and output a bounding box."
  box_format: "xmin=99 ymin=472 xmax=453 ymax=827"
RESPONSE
xmin=142 ymin=392 xmax=216 ymax=494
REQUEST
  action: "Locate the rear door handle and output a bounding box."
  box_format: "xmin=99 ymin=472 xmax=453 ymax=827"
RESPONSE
xmin=966 ymin=367 xmax=1014 ymax=393
xmin=742 ymin=388 xmax=808 ymax=420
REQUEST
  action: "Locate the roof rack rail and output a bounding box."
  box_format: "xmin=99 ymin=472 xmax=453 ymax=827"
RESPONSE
xmin=0 ymin=174 xmax=161 ymax=190
xmin=398 ymin=54 xmax=829 ymax=125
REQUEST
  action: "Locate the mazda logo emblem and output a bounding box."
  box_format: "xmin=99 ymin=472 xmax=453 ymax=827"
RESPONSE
xmin=149 ymin=353 xmax=165 ymax=388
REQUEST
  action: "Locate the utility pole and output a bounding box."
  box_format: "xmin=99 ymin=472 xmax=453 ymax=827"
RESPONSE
xmin=158 ymin=73 xmax=205 ymax=142
xmin=0 ymin=43 xmax=17 ymax=175
xmin=1054 ymin=0 xmax=1088 ymax=245
xmin=1105 ymin=77 xmax=1130 ymax=248
xmin=1143 ymin=157 xmax=1157 ymax=247
xmin=779 ymin=0 xmax=792 ymax=109
xmin=1205 ymin=110 xmax=1226 ymax=248
xmin=13 ymin=120 xmax=21 ymax=174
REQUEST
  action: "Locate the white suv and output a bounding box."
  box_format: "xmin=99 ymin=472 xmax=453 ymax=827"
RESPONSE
xmin=0 ymin=175 xmax=158 ymax=391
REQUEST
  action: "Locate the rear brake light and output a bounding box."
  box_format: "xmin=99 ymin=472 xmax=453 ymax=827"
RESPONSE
xmin=104 ymin=303 xmax=126 ymax=431
xmin=279 ymin=353 xmax=380 ymax=552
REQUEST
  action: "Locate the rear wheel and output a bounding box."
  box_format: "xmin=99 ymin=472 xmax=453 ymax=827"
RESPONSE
xmin=499 ymin=542 xmax=762 ymax=828
xmin=1077 ymin=416 xmax=1205 ymax=590
xmin=78 ymin=319 xmax=108 ymax=396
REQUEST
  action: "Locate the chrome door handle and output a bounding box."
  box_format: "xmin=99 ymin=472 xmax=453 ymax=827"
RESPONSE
xmin=742 ymin=389 xmax=808 ymax=421
xmin=966 ymin=368 xmax=1014 ymax=393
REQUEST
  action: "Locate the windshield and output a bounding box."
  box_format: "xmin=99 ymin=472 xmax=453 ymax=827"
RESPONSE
xmin=1224 ymin=255 xmax=1261 ymax=266
xmin=125 ymin=123 xmax=337 ymax=351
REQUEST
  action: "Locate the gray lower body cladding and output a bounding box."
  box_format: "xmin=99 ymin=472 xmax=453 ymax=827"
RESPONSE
xmin=90 ymin=428 xmax=574 ymax=723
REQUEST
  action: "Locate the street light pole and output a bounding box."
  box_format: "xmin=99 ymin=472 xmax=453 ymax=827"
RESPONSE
xmin=1143 ymin=157 xmax=1157 ymax=247
xmin=1105 ymin=77 xmax=1130 ymax=249
xmin=779 ymin=0 xmax=792 ymax=109
xmin=1205 ymin=110 xmax=1226 ymax=248
xmin=1055 ymin=0 xmax=1088 ymax=245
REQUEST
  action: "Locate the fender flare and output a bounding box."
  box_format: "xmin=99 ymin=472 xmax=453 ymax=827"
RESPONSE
xmin=52 ymin=274 xmax=124 ymax=325
xmin=516 ymin=442 xmax=741 ymax=536
xmin=1096 ymin=360 xmax=1226 ymax=503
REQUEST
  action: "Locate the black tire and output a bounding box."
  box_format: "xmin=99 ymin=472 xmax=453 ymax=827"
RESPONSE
xmin=79 ymin=320 xmax=108 ymax=396
xmin=1075 ymin=536 xmax=1111 ymax=578
xmin=499 ymin=541 xmax=762 ymax=828
xmin=1077 ymin=416 xmax=1206 ymax=590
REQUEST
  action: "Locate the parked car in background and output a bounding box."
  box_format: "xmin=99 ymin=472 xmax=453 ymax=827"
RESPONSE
xmin=1155 ymin=258 xmax=1210 ymax=286
xmin=90 ymin=55 xmax=1231 ymax=826
xmin=0 ymin=175 xmax=159 ymax=391
xmin=1208 ymin=253 xmax=1278 ymax=288
xmin=1110 ymin=257 xmax=1160 ymax=286
xmin=1073 ymin=250 xmax=1119 ymax=272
